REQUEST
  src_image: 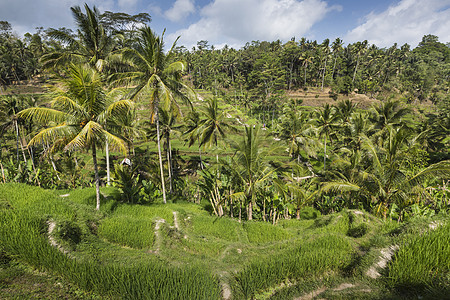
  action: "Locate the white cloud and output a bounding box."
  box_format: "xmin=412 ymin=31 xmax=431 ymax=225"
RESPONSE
xmin=345 ymin=0 xmax=450 ymax=47
xmin=0 ymin=0 xmax=135 ymax=36
xmin=165 ymin=0 xmax=196 ymax=22
xmin=169 ymin=0 xmax=339 ymax=48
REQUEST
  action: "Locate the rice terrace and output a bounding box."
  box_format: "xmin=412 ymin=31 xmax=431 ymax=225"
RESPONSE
xmin=0 ymin=2 xmax=449 ymax=300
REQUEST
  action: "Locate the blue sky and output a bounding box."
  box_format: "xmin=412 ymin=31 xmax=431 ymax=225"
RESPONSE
xmin=1 ymin=0 xmax=449 ymax=49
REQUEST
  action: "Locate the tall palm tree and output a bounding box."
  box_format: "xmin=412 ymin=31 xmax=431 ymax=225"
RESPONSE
xmin=41 ymin=3 xmax=119 ymax=184
xmin=315 ymin=104 xmax=339 ymax=171
xmin=197 ymin=97 xmax=235 ymax=161
xmin=18 ymin=64 xmax=130 ymax=210
xmin=331 ymin=38 xmax=343 ymax=79
xmin=112 ymin=26 xmax=193 ymax=203
xmin=41 ymin=4 xmax=116 ymax=71
xmin=230 ymin=126 xmax=275 ymax=220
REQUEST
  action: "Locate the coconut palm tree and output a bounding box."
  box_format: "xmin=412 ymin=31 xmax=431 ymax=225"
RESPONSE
xmin=112 ymin=26 xmax=194 ymax=203
xmin=41 ymin=3 xmax=121 ymax=185
xmin=230 ymin=126 xmax=276 ymax=220
xmin=197 ymin=97 xmax=235 ymax=161
xmin=18 ymin=64 xmax=130 ymax=210
xmin=315 ymin=104 xmax=339 ymax=171
xmin=41 ymin=4 xmax=116 ymax=71
xmin=323 ymin=126 xmax=450 ymax=218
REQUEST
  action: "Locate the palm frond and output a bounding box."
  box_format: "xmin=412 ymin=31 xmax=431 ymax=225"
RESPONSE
xmin=17 ymin=107 xmax=67 ymax=124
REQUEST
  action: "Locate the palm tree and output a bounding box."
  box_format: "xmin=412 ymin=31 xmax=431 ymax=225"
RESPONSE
xmin=319 ymin=39 xmax=330 ymax=91
xmin=197 ymin=97 xmax=235 ymax=161
xmin=351 ymin=40 xmax=368 ymax=85
xmin=18 ymin=64 xmax=130 ymax=210
xmin=315 ymin=104 xmax=339 ymax=171
xmin=230 ymin=126 xmax=275 ymax=220
xmin=147 ymin=107 xmax=183 ymax=194
xmin=369 ymin=100 xmax=411 ymax=143
xmin=41 ymin=3 xmax=119 ymax=185
xmin=331 ymin=38 xmax=343 ymax=79
xmin=323 ymin=127 xmax=450 ymax=219
xmin=112 ymin=26 xmax=193 ymax=203
xmin=41 ymin=4 xmax=116 ymax=71
xmin=278 ymin=108 xmax=317 ymax=163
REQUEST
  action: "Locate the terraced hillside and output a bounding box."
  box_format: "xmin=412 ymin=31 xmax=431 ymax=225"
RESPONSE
xmin=1 ymin=183 xmax=448 ymax=299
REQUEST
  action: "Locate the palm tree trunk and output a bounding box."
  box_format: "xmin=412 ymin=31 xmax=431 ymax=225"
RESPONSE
xmin=332 ymin=56 xmax=337 ymax=79
xmin=0 ymin=162 xmax=5 ymax=183
xmin=167 ymin=134 xmax=173 ymax=194
xmin=92 ymin=143 xmax=101 ymax=210
xmin=321 ymin=59 xmax=327 ymax=91
xmin=106 ymin=138 xmax=110 ymax=186
xmin=352 ymin=57 xmax=359 ymax=85
xmin=155 ymin=107 xmax=167 ymax=204
xmin=14 ymin=119 xmax=20 ymax=164
xmin=323 ymin=135 xmax=327 ymax=170
xmin=45 ymin=142 xmax=61 ymax=181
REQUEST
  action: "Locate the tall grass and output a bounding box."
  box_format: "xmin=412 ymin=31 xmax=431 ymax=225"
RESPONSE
xmin=0 ymin=183 xmax=220 ymax=299
xmin=388 ymin=222 xmax=450 ymax=296
xmin=188 ymin=215 xmax=242 ymax=242
xmin=98 ymin=216 xmax=155 ymax=249
xmin=244 ymin=220 xmax=293 ymax=243
xmin=112 ymin=203 xmax=175 ymax=225
xmin=233 ymin=234 xmax=353 ymax=299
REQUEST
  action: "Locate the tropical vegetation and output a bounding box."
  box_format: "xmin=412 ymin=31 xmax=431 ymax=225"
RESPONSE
xmin=0 ymin=3 xmax=449 ymax=299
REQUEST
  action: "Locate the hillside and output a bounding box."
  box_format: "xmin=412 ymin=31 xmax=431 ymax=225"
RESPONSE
xmin=1 ymin=183 xmax=448 ymax=299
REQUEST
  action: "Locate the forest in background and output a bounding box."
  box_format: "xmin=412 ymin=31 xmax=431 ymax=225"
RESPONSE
xmin=0 ymin=4 xmax=449 ymax=222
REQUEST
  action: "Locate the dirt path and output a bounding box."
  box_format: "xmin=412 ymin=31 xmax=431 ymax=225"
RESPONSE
xmin=47 ymin=220 xmax=69 ymax=255
xmin=366 ymin=245 xmax=399 ymax=279
xmin=152 ymin=219 xmax=165 ymax=254
xmin=294 ymin=287 xmax=326 ymax=300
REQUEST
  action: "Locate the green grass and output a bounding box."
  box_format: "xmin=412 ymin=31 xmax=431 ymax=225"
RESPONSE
xmin=98 ymin=216 xmax=155 ymax=249
xmin=388 ymin=222 xmax=450 ymax=297
xmin=244 ymin=220 xmax=293 ymax=243
xmin=188 ymin=215 xmax=243 ymax=242
xmin=232 ymin=234 xmax=354 ymax=299
xmin=1 ymin=183 xmax=449 ymax=299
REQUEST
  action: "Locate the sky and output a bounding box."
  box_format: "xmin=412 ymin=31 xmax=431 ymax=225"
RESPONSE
xmin=1 ymin=0 xmax=450 ymax=50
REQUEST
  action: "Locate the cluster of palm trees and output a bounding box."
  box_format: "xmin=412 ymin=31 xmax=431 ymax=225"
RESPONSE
xmin=192 ymin=98 xmax=449 ymax=222
xmin=14 ymin=4 xmax=189 ymax=208
xmin=179 ymin=34 xmax=449 ymax=122
xmin=1 ymin=4 xmax=448 ymax=222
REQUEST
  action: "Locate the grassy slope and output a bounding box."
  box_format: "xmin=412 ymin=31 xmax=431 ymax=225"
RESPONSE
xmin=1 ymin=183 xmax=448 ymax=299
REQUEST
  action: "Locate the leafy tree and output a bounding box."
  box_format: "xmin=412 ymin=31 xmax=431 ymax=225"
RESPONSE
xmin=113 ymin=26 xmax=193 ymax=203
xmin=41 ymin=4 xmax=116 ymax=71
xmin=18 ymin=64 xmax=130 ymax=210
xmin=230 ymin=126 xmax=275 ymax=220
xmin=323 ymin=126 xmax=450 ymax=218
